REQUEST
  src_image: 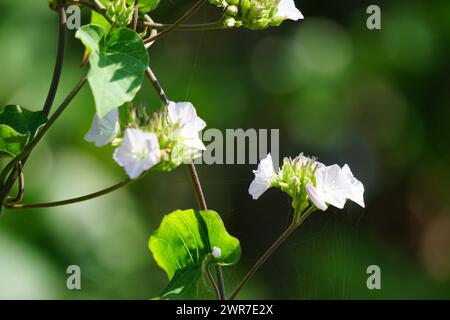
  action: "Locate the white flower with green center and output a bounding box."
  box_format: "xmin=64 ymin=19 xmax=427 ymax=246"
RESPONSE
xmin=306 ymin=164 xmax=365 ymax=211
xmin=249 ymin=153 xmax=277 ymax=200
xmin=249 ymin=153 xmax=365 ymax=214
xmin=84 ymin=109 xmax=120 ymax=147
xmin=113 ymin=128 xmax=161 ymax=179
xmin=276 ymin=0 xmax=304 ymax=21
xmin=168 ymin=101 xmax=206 ymax=159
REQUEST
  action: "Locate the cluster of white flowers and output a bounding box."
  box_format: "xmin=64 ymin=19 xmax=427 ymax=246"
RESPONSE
xmin=249 ymin=154 xmax=365 ymax=212
xmin=84 ymin=102 xmax=206 ymax=179
xmin=213 ymin=0 xmax=303 ymax=29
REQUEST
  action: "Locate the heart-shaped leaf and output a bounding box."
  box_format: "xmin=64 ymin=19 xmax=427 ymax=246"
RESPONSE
xmin=76 ymin=24 xmax=149 ymax=118
xmin=0 ymin=105 xmax=47 ymax=158
xmin=149 ymin=209 xmax=241 ymax=299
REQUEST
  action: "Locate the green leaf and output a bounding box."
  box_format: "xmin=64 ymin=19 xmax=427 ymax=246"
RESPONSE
xmin=158 ymin=266 xmax=203 ymax=300
xmin=0 ymin=125 xmax=27 ymax=158
xmin=149 ymin=209 xmax=241 ymax=299
xmin=76 ymin=24 xmax=149 ymax=118
xmin=91 ymin=11 xmax=111 ymax=35
xmin=126 ymin=0 xmax=160 ymax=13
xmin=0 ymin=105 xmax=47 ymax=158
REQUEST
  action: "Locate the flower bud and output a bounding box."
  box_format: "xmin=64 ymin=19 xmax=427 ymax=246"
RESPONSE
xmin=224 ymin=17 xmax=237 ymax=28
xmin=226 ymin=5 xmax=239 ymax=16
xmin=212 ymin=247 xmax=222 ymax=259
xmin=106 ymin=0 xmax=134 ymax=27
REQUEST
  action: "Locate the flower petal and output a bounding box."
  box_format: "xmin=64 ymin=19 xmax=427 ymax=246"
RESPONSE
xmin=84 ymin=109 xmax=119 ymax=147
xmin=113 ymin=128 xmax=161 ymax=179
xmin=276 ymin=0 xmax=304 ymax=21
xmin=341 ymin=164 xmax=365 ymax=208
xmin=248 ymin=154 xmax=276 ymax=199
xmin=306 ymin=184 xmax=328 ymax=211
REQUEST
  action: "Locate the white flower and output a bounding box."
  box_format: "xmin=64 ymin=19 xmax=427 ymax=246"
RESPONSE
xmin=249 ymin=154 xmax=276 ymax=200
xmin=113 ymin=128 xmax=161 ymax=179
xmin=276 ymin=0 xmax=304 ymax=21
xmin=168 ymin=101 xmax=206 ymax=158
xmin=306 ymin=164 xmax=365 ymax=211
xmin=84 ymin=109 xmax=120 ymax=147
xmin=212 ymin=246 xmax=222 ymax=259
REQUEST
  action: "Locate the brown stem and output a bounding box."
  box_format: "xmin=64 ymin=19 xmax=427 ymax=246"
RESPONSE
xmin=43 ymin=1 xmax=67 ymax=116
xmin=229 ymin=207 xmax=314 ymax=300
xmin=140 ymin=21 xmax=224 ymax=32
xmin=145 ymin=67 xmax=169 ymax=106
xmin=145 ymin=64 xmax=227 ymax=300
xmin=132 ymin=0 xmax=139 ymax=31
xmin=144 ymin=0 xmax=207 ymax=44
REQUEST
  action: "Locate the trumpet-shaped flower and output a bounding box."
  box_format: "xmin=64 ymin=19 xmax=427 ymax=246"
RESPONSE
xmin=276 ymin=0 xmax=304 ymax=21
xmin=168 ymin=101 xmax=206 ymax=159
xmin=306 ymin=164 xmax=365 ymax=211
xmin=249 ymin=154 xmax=277 ymax=200
xmin=84 ymin=109 xmax=120 ymax=147
xmin=113 ymin=128 xmax=161 ymax=179
xmin=249 ymin=153 xmax=365 ymax=214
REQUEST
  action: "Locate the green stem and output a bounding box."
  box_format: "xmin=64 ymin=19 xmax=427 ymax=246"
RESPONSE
xmin=229 ymin=206 xmax=314 ymax=300
xmin=5 ymin=179 xmax=132 ymax=210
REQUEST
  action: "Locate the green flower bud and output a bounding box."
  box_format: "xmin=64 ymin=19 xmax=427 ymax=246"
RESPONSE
xmin=106 ymin=0 xmax=135 ymax=27
xmin=227 ymin=0 xmax=240 ymax=5
xmin=272 ymin=154 xmax=320 ymax=212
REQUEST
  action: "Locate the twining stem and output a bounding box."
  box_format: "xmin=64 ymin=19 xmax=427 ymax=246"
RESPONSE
xmin=140 ymin=21 xmax=224 ymax=32
xmin=229 ymin=207 xmax=314 ymax=300
xmin=145 ymin=65 xmax=227 ymax=300
xmin=5 ymin=179 xmax=132 ymax=210
xmin=0 ymin=4 xmax=70 ymax=212
xmin=43 ymin=1 xmax=67 ymax=116
xmin=144 ymin=0 xmax=208 ymax=44
xmin=6 ymin=162 xmax=25 ymax=205
xmin=0 ymin=75 xmax=88 ymax=212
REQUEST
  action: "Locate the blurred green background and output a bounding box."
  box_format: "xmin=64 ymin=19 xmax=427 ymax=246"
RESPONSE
xmin=1 ymin=0 xmax=450 ymax=299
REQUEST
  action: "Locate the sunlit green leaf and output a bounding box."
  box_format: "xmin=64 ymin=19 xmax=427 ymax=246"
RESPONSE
xmin=126 ymin=0 xmax=160 ymax=13
xmin=149 ymin=209 xmax=241 ymax=299
xmin=76 ymin=24 xmax=149 ymax=118
xmin=0 ymin=105 xmax=47 ymax=158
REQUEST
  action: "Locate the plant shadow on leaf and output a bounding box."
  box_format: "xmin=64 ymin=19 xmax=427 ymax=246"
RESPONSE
xmin=149 ymin=209 xmax=241 ymax=299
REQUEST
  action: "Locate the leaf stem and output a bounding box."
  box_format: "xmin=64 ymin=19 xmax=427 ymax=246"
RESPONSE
xmin=205 ymin=263 xmax=221 ymax=300
xmin=144 ymin=0 xmax=208 ymax=44
xmin=229 ymin=206 xmax=314 ymax=300
xmin=5 ymin=179 xmax=132 ymax=210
